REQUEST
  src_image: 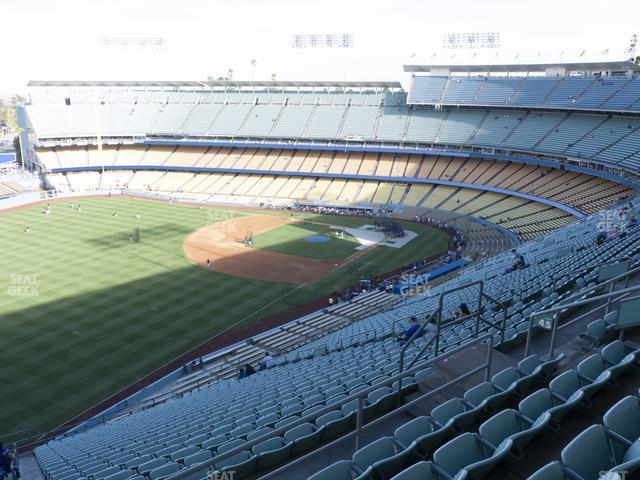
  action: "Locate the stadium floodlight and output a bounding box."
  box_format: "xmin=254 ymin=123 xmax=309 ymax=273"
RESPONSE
xmin=291 ymin=33 xmax=354 ymax=48
xmin=627 ymin=33 xmax=638 ymax=61
xmin=442 ymin=32 xmax=501 ymax=50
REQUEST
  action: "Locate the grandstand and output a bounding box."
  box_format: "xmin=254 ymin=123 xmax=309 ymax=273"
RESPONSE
xmin=7 ymin=61 xmax=640 ymax=480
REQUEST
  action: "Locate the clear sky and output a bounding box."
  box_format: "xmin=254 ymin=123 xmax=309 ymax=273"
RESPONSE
xmin=4 ymin=0 xmax=639 ymax=95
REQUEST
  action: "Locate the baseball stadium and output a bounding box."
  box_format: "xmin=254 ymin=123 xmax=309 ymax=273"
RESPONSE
xmin=2 ymin=2 xmax=640 ymax=480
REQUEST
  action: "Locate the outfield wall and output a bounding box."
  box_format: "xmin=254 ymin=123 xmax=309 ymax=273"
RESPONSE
xmin=0 ymin=189 xmax=122 ymax=212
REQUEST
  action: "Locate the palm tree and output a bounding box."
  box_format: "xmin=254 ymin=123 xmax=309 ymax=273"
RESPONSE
xmin=270 ymin=73 xmax=277 ymax=81
xmin=226 ymin=68 xmax=234 ymax=81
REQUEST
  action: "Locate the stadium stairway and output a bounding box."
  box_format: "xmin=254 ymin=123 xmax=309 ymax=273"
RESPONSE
xmin=19 ymin=452 xmax=45 ymax=480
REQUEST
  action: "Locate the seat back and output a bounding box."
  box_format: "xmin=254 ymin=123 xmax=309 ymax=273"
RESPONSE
xmin=604 ymin=396 xmax=640 ymax=445
xmin=431 ymin=398 xmax=464 ymax=426
xmin=478 ymin=409 xmax=521 ymax=447
xmin=308 ymin=460 xmax=354 ymax=480
xmin=549 ymin=371 xmax=580 ymax=401
xmin=183 ymin=450 xmax=212 ymax=468
xmin=394 ymin=416 xmax=432 ymax=448
xmin=491 ymin=368 xmax=518 ymax=390
xmin=389 ymin=461 xmax=436 ymax=480
xmin=217 ymin=439 xmax=245 ymax=455
xmin=518 ymin=389 xmax=552 ymax=422
xmin=149 ymin=462 xmax=180 ymax=480
xmin=528 ymin=461 xmax=565 ymax=480
xmin=433 ymin=433 xmax=484 ymax=477
xmin=284 ymin=422 xmax=315 ymax=443
xmin=561 ymin=425 xmax=615 ymax=479
xmin=252 ymin=437 xmax=286 ymax=455
xmin=577 ymin=354 xmax=606 ymax=381
xmin=352 ymin=437 xmax=395 ymax=471
xmin=464 ymin=382 xmax=494 ymax=407
xmin=517 ymin=355 xmax=542 ymax=376
xmin=602 ymin=340 xmax=627 ymax=364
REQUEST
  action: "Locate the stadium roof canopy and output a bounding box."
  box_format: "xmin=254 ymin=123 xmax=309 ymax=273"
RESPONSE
xmin=403 ymin=60 xmax=640 ymax=74
xmin=28 ymin=80 xmax=403 ymax=89
xmin=28 ymin=80 xmax=205 ymax=87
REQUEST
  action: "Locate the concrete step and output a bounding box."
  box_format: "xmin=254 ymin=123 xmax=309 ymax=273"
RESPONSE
xmin=18 ymin=453 xmax=44 ymax=480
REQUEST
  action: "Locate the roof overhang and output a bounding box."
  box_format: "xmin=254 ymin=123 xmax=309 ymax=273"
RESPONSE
xmin=27 ymin=80 xmax=403 ymax=89
xmin=403 ymin=61 xmax=640 ymax=74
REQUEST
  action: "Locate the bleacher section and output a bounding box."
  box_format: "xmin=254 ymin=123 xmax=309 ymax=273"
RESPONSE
xmin=26 ymin=94 xmax=640 ymax=172
xmin=31 ymin=198 xmax=640 ymax=480
xmin=408 ymin=75 xmax=640 ymax=112
xmin=39 ymin=145 xmax=633 ymax=222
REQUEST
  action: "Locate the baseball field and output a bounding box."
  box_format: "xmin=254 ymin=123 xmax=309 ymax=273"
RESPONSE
xmin=0 ymin=196 xmax=450 ymax=439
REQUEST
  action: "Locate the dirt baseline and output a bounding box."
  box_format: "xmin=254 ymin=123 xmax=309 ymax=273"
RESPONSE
xmin=183 ymin=214 xmax=365 ymax=283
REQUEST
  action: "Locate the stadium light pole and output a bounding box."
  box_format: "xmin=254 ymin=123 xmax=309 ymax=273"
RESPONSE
xmin=250 ymin=59 xmax=257 ymax=83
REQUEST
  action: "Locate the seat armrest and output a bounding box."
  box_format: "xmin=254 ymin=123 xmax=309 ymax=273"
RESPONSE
xmin=604 ymin=427 xmax=633 ymax=447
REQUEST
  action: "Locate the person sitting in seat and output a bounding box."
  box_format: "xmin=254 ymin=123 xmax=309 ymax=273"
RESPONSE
xmin=238 ymin=364 xmax=255 ymax=379
xmin=454 ymin=303 xmax=471 ymax=321
xmin=505 ymin=250 xmax=526 ymax=273
xmin=0 ymin=443 xmax=16 ymax=479
xmin=398 ymin=317 xmax=421 ymax=346
xmin=260 ymin=353 xmax=274 ymax=371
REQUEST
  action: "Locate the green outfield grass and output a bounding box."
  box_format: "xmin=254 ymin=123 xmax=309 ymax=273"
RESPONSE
xmin=251 ymin=221 xmax=360 ymax=260
xmin=0 ymin=197 xmax=449 ymax=438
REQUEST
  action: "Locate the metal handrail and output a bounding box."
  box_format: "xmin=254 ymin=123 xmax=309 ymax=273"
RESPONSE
xmin=402 ymin=291 xmax=507 ymax=378
xmin=545 ymin=260 xmax=637 ymax=312
xmin=397 ymin=310 xmax=438 ymax=381
xmin=435 ymin=280 xmax=484 ymax=356
xmin=338 ymin=328 xmax=379 ymax=350
xmin=550 ymin=256 xmax=630 ymax=290
xmin=523 ymin=282 xmax=640 ymax=359
xmin=524 ymin=259 xmax=638 ymax=359
xmin=556 ymin=290 xmax=635 ymax=333
xmin=395 ymin=280 xmax=506 ymax=378
xmin=257 ymin=334 xmax=494 ymax=480
xmin=164 ymin=334 xmax=495 ymax=480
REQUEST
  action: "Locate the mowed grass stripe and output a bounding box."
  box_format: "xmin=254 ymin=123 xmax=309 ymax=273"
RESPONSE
xmin=0 ymin=197 xmax=448 ymax=437
xmin=252 ymin=222 xmax=360 ymax=260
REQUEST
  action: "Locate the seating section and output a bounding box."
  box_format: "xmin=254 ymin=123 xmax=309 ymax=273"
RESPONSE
xmin=530 ymin=388 xmax=640 ymax=480
xmin=26 ymin=84 xmax=640 ymax=170
xmin=408 ymin=75 xmax=640 ymax=112
xmin=312 ymin=337 xmax=639 ymax=480
xmin=0 ymin=180 xmax=29 ymax=197
xmin=41 ymin=146 xmax=634 ymax=217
